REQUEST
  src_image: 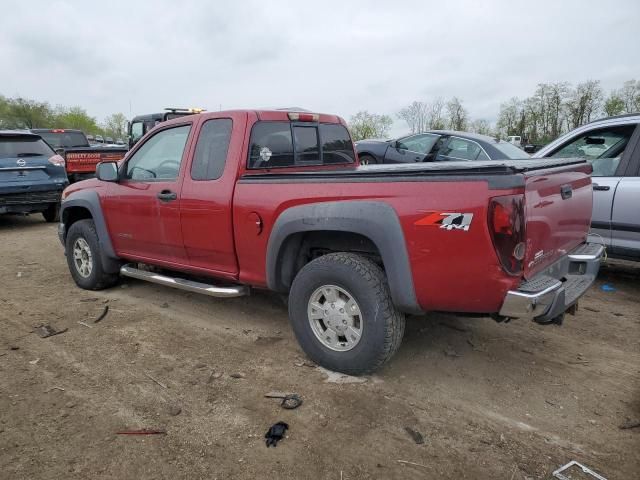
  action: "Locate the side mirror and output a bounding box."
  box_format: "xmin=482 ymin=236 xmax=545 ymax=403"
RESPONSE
xmin=96 ymin=162 xmax=118 ymax=182
xmin=55 ymin=148 xmax=65 ymax=156
xmin=395 ymin=140 xmax=406 ymax=150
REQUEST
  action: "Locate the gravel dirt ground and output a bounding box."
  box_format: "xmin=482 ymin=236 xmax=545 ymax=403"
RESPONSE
xmin=1 ymin=215 xmax=638 ymax=479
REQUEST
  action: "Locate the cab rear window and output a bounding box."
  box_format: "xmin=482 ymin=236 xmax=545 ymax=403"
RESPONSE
xmin=0 ymin=136 xmax=54 ymax=158
xmin=248 ymin=121 xmax=354 ymax=169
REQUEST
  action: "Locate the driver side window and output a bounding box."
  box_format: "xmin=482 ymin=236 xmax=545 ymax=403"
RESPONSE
xmin=398 ymin=134 xmax=439 ymax=154
xmin=125 ymin=125 xmax=191 ymax=181
xmin=549 ymin=125 xmax=636 ymax=177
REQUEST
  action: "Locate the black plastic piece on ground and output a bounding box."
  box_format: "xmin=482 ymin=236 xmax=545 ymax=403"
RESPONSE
xmin=265 ymin=421 xmax=289 ymax=447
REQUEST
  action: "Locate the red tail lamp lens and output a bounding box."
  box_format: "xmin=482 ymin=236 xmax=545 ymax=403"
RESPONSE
xmin=489 ymin=194 xmax=526 ymax=275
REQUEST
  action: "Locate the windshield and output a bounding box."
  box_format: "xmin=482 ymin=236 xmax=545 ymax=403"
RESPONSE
xmin=38 ymin=131 xmax=89 ymax=148
xmin=0 ymin=136 xmax=54 ymax=158
xmin=493 ymin=141 xmax=530 ymax=159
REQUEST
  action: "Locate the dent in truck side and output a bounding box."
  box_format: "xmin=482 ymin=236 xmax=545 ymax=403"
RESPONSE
xmin=265 ymin=201 xmax=423 ymax=315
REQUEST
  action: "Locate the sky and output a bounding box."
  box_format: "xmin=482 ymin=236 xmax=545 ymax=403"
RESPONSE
xmin=1 ymin=0 xmax=638 ymax=136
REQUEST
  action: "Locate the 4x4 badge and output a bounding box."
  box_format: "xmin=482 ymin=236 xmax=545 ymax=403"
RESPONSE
xmin=415 ymin=212 xmax=474 ymax=231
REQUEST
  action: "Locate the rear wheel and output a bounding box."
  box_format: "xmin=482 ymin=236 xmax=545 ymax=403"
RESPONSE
xmin=288 ymin=253 xmax=405 ymax=375
xmin=42 ymin=203 xmax=60 ymax=223
xmin=65 ymin=219 xmax=119 ymax=290
xmin=358 ymin=154 xmax=377 ymax=165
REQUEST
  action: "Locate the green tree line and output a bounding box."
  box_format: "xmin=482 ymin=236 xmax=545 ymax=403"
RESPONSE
xmin=0 ymin=94 xmax=128 ymax=141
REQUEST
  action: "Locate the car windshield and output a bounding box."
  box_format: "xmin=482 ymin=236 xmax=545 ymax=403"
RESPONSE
xmin=0 ymin=136 xmax=54 ymax=158
xmin=493 ymin=141 xmax=530 ymax=159
xmin=38 ymin=131 xmax=89 ymax=148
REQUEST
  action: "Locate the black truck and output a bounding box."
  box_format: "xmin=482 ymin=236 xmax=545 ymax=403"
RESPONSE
xmin=127 ymin=108 xmax=204 ymax=147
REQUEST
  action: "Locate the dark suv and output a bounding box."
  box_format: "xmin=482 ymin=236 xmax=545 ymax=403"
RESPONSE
xmin=0 ymin=131 xmax=68 ymax=222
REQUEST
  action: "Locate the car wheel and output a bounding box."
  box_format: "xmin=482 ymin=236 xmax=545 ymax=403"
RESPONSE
xmin=65 ymin=219 xmax=119 ymax=290
xmin=42 ymin=203 xmax=60 ymax=223
xmin=359 ymin=154 xmax=377 ymax=165
xmin=288 ymin=252 xmax=405 ymax=375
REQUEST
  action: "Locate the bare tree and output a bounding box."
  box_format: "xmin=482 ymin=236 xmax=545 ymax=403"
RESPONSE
xmin=397 ymin=101 xmax=428 ymax=133
xmin=469 ymin=119 xmax=492 ymax=136
xmin=619 ymin=79 xmax=640 ymax=113
xmin=565 ymin=80 xmax=603 ymax=129
xmin=426 ymin=97 xmax=446 ymax=129
xmin=497 ymin=97 xmax=521 ymax=137
xmin=446 ymin=97 xmax=468 ymax=131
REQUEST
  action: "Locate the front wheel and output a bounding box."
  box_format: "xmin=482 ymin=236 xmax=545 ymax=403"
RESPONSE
xmin=65 ymin=219 xmax=119 ymax=290
xmin=288 ymin=253 xmax=405 ymax=375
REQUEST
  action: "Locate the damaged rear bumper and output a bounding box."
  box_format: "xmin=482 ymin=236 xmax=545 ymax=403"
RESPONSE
xmin=499 ymin=243 xmax=603 ymax=322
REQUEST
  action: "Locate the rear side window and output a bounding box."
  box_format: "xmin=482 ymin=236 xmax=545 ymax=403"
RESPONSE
xmin=321 ymin=124 xmax=356 ymax=164
xmin=38 ymin=131 xmax=88 ymax=148
xmin=0 ymin=136 xmax=54 ymax=158
xmin=248 ymin=121 xmax=354 ymax=168
xmin=440 ymin=137 xmax=484 ymax=161
xmin=191 ymin=119 xmax=232 ymax=180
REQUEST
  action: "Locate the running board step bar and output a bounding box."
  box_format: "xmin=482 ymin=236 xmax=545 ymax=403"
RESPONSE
xmin=120 ymin=265 xmax=248 ymax=298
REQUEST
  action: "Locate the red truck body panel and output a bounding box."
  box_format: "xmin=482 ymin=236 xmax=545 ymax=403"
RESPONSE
xmin=62 ymin=110 xmax=594 ymax=316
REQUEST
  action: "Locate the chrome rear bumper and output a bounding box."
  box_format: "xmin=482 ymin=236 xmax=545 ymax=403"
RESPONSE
xmin=499 ymin=243 xmax=604 ymax=322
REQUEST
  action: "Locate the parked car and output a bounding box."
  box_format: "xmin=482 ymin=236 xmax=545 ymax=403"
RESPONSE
xmin=59 ymin=109 xmax=601 ymax=374
xmin=534 ymin=113 xmax=640 ymax=260
xmin=507 ymin=135 xmax=522 ymax=146
xmin=0 ymin=130 xmax=68 ymax=222
xmin=355 ymin=130 xmax=529 ymax=164
xmin=31 ymin=129 xmax=127 ymax=183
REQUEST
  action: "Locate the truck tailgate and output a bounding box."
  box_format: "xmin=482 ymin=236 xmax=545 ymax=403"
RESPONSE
xmin=523 ymin=163 xmax=593 ymax=279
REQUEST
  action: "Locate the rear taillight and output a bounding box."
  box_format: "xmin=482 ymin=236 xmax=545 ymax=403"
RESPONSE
xmin=48 ymin=155 xmax=65 ymax=167
xmin=489 ymin=194 xmax=526 ymax=275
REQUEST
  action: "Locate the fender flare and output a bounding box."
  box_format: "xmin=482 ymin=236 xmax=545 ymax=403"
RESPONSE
xmin=266 ymin=201 xmax=423 ymax=315
xmin=60 ymin=190 xmax=120 ymax=273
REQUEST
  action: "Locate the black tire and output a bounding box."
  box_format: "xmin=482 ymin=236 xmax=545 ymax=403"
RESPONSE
xmin=42 ymin=203 xmax=60 ymax=223
xmin=65 ymin=219 xmax=119 ymax=290
xmin=288 ymin=253 xmax=405 ymax=375
xmin=358 ymin=154 xmax=377 ymax=165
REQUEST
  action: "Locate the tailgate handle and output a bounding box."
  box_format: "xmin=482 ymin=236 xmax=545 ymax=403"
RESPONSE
xmin=157 ymin=190 xmax=177 ymax=202
xmin=592 ymin=183 xmax=610 ymax=191
xmin=560 ymin=184 xmax=573 ymax=200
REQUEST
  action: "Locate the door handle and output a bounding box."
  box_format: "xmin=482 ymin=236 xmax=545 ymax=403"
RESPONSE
xmin=157 ymin=190 xmax=177 ymax=202
xmin=592 ymin=184 xmax=610 ymax=191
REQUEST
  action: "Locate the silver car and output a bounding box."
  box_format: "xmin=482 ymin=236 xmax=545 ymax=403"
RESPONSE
xmin=535 ymin=113 xmax=640 ymax=260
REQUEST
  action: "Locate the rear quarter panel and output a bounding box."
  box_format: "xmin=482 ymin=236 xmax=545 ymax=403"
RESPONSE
xmin=234 ymin=178 xmax=522 ymax=313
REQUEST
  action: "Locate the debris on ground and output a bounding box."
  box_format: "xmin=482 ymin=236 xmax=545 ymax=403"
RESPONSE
xmin=294 ymin=359 xmax=316 ymax=368
xmin=208 ymin=371 xmax=223 ymax=382
xmin=397 ymin=459 xmax=429 ymax=469
xmin=145 ymin=372 xmax=168 ymax=389
xmin=618 ymin=419 xmax=640 ymax=430
xmin=168 ymin=405 xmax=182 ymax=416
xmin=79 ymin=297 xmax=99 ymax=303
xmin=28 ymin=358 xmax=40 ymax=365
xmin=116 ymin=429 xmax=167 ymax=435
xmin=600 ymin=284 xmax=616 ymax=292
xmin=265 ymin=421 xmax=288 ymax=447
xmin=229 ymin=372 xmax=245 ymax=379
xmin=317 ymin=367 xmax=367 ymax=384
xmin=9 ymin=346 xmax=19 ymax=351
xmin=44 ymin=386 xmax=65 ymax=393
xmin=94 ymin=305 xmax=109 ymax=323
xmin=264 ymin=392 xmax=303 ymax=409
xmin=36 ymin=324 xmax=68 ymax=338
xmin=404 ymin=426 xmax=425 ymax=444
xmin=77 ymin=321 xmax=93 ymax=329
xmin=552 ymin=460 xmax=607 ymax=480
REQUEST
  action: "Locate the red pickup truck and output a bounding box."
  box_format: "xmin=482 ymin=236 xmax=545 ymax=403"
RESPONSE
xmin=58 ymin=109 xmax=603 ymax=374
